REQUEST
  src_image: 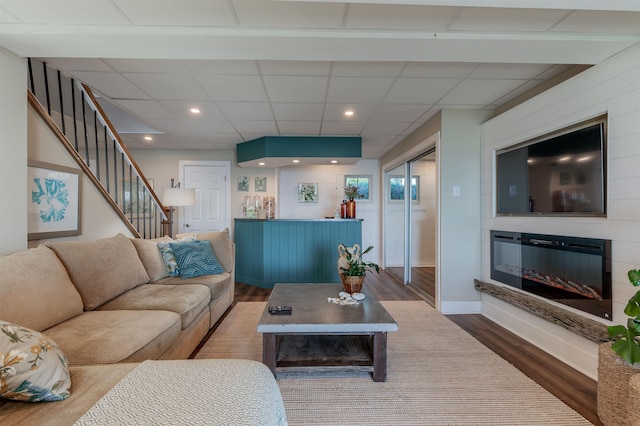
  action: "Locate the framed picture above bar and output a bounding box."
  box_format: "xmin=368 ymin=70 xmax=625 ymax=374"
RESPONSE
xmin=27 ymin=161 xmax=81 ymax=240
xmin=344 ymin=175 xmax=371 ymax=201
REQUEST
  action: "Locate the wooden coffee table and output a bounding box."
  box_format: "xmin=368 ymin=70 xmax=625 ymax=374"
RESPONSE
xmin=257 ymin=283 xmax=398 ymax=382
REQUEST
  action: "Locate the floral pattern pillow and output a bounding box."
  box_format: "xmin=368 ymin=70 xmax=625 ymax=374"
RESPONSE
xmin=0 ymin=322 xmax=71 ymax=402
xmin=157 ymin=235 xmax=197 ymax=276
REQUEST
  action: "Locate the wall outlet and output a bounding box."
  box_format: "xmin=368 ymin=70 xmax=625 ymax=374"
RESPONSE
xmin=453 ymin=186 xmax=461 ymax=197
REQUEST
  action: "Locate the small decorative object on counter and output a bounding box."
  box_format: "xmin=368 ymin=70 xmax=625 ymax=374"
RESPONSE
xmin=340 ymin=200 xmax=347 ymax=218
xmin=337 ymin=243 xmax=379 ymax=294
xmin=344 ymin=183 xmax=361 ymax=218
xmin=243 ymin=195 xmax=256 ymax=218
xmin=253 ymin=195 xmax=262 ymax=218
xmin=263 ymin=197 xmax=276 ymax=219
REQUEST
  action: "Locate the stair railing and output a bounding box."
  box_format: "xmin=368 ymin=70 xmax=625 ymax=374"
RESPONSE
xmin=27 ymin=58 xmax=168 ymax=239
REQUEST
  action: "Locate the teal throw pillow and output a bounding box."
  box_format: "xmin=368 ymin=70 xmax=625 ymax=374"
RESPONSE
xmin=157 ymin=235 xmax=196 ymax=277
xmin=169 ymin=240 xmax=224 ymax=279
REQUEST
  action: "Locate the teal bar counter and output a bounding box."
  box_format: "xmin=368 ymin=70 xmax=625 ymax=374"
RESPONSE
xmin=234 ymin=218 xmax=363 ymax=288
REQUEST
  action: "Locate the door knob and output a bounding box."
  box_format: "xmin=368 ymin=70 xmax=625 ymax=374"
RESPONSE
xmin=185 ymin=223 xmax=191 ymax=228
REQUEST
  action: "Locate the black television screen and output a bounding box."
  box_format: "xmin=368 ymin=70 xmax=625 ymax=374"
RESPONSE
xmin=496 ymin=116 xmax=606 ymax=216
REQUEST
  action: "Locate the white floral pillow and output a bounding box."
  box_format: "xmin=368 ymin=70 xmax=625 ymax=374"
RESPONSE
xmin=157 ymin=234 xmax=197 ymax=276
xmin=0 ymin=322 xmax=71 ymax=402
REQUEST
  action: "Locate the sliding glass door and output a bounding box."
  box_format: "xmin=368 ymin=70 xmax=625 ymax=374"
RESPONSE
xmin=384 ymin=150 xmax=436 ymax=305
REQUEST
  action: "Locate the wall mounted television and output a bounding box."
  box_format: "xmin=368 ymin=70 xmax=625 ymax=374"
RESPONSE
xmin=496 ymin=115 xmax=607 ymax=216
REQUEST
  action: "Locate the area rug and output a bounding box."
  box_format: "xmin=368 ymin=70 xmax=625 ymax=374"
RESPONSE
xmin=195 ymin=301 xmax=590 ymax=425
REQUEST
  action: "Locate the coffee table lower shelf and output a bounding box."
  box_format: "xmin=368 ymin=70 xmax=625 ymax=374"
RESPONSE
xmin=263 ymin=332 xmax=389 ymax=382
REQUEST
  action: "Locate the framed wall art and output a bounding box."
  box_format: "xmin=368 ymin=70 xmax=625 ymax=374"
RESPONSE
xmin=238 ymin=176 xmax=249 ymax=191
xmin=122 ymin=178 xmax=154 ymax=219
xmin=298 ymin=183 xmax=318 ymax=203
xmin=255 ymin=176 xmax=267 ymax=192
xmin=344 ymin=175 xmax=371 ymax=201
xmin=27 ymin=161 xmax=81 ymax=240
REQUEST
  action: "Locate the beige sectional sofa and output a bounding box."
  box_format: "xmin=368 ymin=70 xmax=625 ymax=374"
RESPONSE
xmin=0 ymin=230 xmax=235 ymax=365
xmin=0 ymin=229 xmax=288 ymax=425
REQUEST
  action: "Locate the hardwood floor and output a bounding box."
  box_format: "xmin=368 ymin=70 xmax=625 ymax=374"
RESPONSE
xmin=229 ymin=269 xmax=600 ymax=425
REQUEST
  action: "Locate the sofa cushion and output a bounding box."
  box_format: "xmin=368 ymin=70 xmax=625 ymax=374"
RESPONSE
xmin=131 ymin=236 xmax=172 ymax=282
xmin=43 ymin=311 xmax=180 ymax=365
xmin=0 ymin=245 xmax=83 ymax=331
xmin=47 ymin=234 xmax=150 ymax=310
xmin=97 ymin=284 xmax=210 ymax=330
xmin=169 ymin=240 xmax=224 ymax=279
xmin=0 ymin=321 xmax=71 ymax=402
xmin=154 ymin=272 xmax=232 ymax=301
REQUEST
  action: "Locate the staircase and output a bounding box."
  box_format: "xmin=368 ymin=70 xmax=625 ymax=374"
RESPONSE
xmin=27 ymin=59 xmax=167 ymax=239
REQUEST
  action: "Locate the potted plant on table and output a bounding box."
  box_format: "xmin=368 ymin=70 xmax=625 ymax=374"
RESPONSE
xmin=598 ymin=269 xmax=640 ymax=425
xmin=337 ymin=243 xmax=379 ymax=294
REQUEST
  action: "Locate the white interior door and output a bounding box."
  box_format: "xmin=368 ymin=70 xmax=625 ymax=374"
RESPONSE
xmin=179 ymin=161 xmax=230 ymax=233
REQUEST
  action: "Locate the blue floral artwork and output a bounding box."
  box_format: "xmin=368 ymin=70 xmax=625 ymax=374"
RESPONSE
xmin=31 ymin=177 xmax=69 ymax=223
xmin=27 ymin=162 xmax=80 ymax=240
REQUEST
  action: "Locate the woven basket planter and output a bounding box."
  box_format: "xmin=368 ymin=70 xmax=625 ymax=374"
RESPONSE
xmin=341 ymin=275 xmax=364 ymax=294
xmin=597 ymin=342 xmax=640 ymax=426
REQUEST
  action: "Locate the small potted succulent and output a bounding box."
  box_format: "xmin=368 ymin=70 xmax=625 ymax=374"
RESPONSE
xmin=337 ymin=243 xmax=379 ymax=294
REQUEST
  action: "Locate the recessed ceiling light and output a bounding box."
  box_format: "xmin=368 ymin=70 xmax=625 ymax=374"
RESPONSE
xmin=331 ymin=160 xmax=338 ymax=164
xmin=144 ymin=136 xmax=153 ymax=141
xmin=190 ymin=108 xmax=200 ymax=114
xmin=558 ymin=156 xmax=571 ymax=162
xmin=292 ymin=160 xmax=300 ymax=163
xmin=258 ymin=162 xmax=265 ymax=166
xmin=344 ymin=110 xmax=354 ymax=117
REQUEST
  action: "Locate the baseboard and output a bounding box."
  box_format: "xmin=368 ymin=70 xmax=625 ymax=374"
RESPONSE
xmin=481 ymin=294 xmax=599 ymax=380
xmin=440 ymin=300 xmax=482 ymax=314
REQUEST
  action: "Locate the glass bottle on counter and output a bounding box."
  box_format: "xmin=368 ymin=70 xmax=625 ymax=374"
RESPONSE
xmin=263 ymin=196 xmax=275 ymax=219
xmin=253 ymin=195 xmax=262 ymax=219
xmin=243 ymin=195 xmax=256 ymax=218
xmin=340 ymin=200 xmax=347 ymax=218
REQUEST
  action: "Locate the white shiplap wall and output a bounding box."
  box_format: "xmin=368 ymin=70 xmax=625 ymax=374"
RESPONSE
xmin=480 ymin=45 xmax=640 ymax=379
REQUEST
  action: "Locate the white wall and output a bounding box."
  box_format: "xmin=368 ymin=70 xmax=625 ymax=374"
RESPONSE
xmin=277 ymin=159 xmax=380 ymax=261
xmin=439 ymin=109 xmax=493 ymax=312
xmin=480 ymin=44 xmax=640 ymax=379
xmin=0 ymin=48 xmax=27 ymax=255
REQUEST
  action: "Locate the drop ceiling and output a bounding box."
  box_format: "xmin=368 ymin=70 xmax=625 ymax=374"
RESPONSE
xmin=1 ymin=0 xmax=639 ymax=158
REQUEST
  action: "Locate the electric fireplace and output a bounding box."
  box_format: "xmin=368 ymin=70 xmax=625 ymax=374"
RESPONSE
xmin=490 ymin=230 xmax=612 ymax=320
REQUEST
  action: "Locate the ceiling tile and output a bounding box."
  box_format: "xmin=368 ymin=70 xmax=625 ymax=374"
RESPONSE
xmin=320 ymin=121 xmax=365 ymax=135
xmin=469 ymin=63 xmax=554 ymax=79
xmin=159 ymin=101 xmax=226 ymax=120
xmin=217 ymin=102 xmax=273 ymax=121
xmin=184 ymin=60 xmax=259 ymax=75
xmin=0 ymin=7 xmax=21 ymax=23
xmin=370 ymin=104 xmax=433 ymax=122
xmin=123 ymin=73 xmax=209 ymax=101
xmin=401 ymin=63 xmax=477 ymax=78
xmin=552 ymin=11 xmax=640 ymax=34
xmin=147 ymin=117 xmax=236 ymax=133
xmin=41 ymin=58 xmax=114 ymax=72
xmin=1 ymin=0 xmax=131 ymax=24
xmin=346 ymin=4 xmax=457 ymax=30
xmin=271 ymin=103 xmax=324 ymax=121
xmin=233 ymin=0 xmax=345 ymax=28
xmin=326 ymin=77 xmax=395 ymax=104
xmin=113 ymin=99 xmax=175 ymax=120
xmin=231 ymin=120 xmax=278 ymax=134
xmin=263 ymin=76 xmax=328 ymax=103
xmin=196 ymin=75 xmax=268 ymax=102
xmin=206 ymin=134 xmax=243 ymax=148
xmin=384 ymin=78 xmax=461 ymax=104
xmin=440 ymin=79 xmax=526 ymax=105
xmin=322 ymin=103 xmax=378 ymax=122
xmin=70 ymin=71 xmax=150 ymax=99
xmin=361 ymin=121 xmax=412 ymax=136
xmin=331 ymin=62 xmax=405 ymax=77
xmin=104 ymin=59 xmax=189 ymax=73
xmin=259 ymin=61 xmax=331 ymax=76
xmin=451 ymin=7 xmax=569 ymax=32
xmin=278 ymin=121 xmax=321 ymax=135
xmin=114 ymin=0 xmax=237 ymax=26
